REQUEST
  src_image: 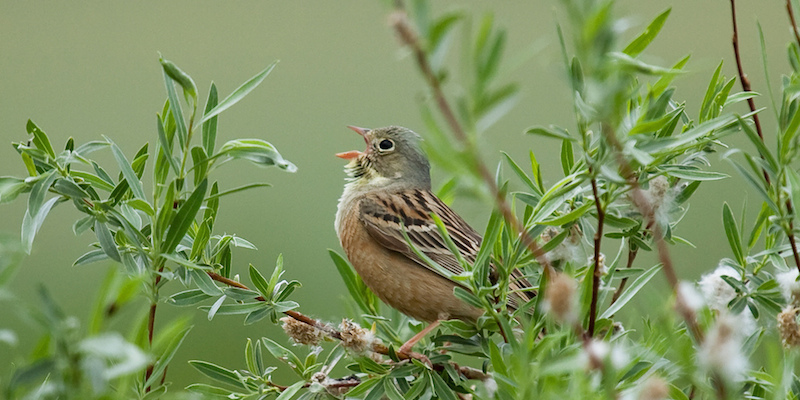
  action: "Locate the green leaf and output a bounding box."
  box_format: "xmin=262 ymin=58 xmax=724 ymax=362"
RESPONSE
xmin=215 ymin=139 xmax=297 ymax=172
xmin=156 ymin=115 xmax=181 ymax=176
xmin=168 ymin=289 xmax=212 ymax=306
xmin=163 ymin=70 xmax=188 ymax=150
xmin=501 ymin=152 xmax=540 ymax=195
xmin=27 ymin=119 xmax=56 ymax=158
xmin=73 ymin=248 xmax=108 ymax=266
xmin=202 ymin=83 xmax=219 ymax=155
xmin=207 ymin=295 xmax=226 ymax=320
xmin=249 ymin=264 xmax=271 ymax=299
xmin=191 ymin=146 xmax=209 ymax=188
xmin=722 ymin=203 xmax=745 ymax=266
xmin=525 ymin=125 xmax=573 ymax=141
xmin=539 ymin=201 xmax=594 ymax=226
xmin=736 ymin=116 xmax=778 ymax=171
xmin=560 ymin=139 xmax=574 ymax=176
xmin=197 ymin=61 xmax=278 ymax=127
xmin=453 ymin=286 xmax=483 ymax=308
xmin=203 ymin=183 xmax=271 ymax=202
xmin=622 ymin=8 xmax=671 ymax=57
xmin=145 ymin=326 xmax=193 ymax=389
xmin=107 ymin=137 xmax=146 ymax=201
xmin=163 ymin=179 xmax=208 ymax=253
xmin=21 ymin=196 xmax=59 ymax=253
xmin=191 ymin=268 xmax=222 ymax=296
xmin=94 ymin=220 xmax=121 ymax=262
xmin=600 ymin=264 xmax=661 ymax=319
xmin=0 ymin=176 xmax=29 ymax=204
xmin=199 ymin=303 xmax=274 ymax=317
xmin=275 ymin=381 xmax=305 ymax=400
xmin=429 ymin=370 xmax=458 ymax=400
xmin=659 ymin=166 xmax=728 ymax=181
xmin=188 ymin=360 xmax=249 ymax=390
xmin=27 ymin=170 xmax=58 ymax=217
xmin=186 ymin=384 xmax=245 ymax=398
xmin=329 ymin=249 xmax=373 ymax=314
xmin=262 ymin=337 xmax=304 ymax=371
xmin=160 ymin=57 xmax=198 ymax=107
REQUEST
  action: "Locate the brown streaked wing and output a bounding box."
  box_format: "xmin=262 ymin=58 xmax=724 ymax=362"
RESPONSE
xmin=358 ymin=189 xmax=482 ymax=278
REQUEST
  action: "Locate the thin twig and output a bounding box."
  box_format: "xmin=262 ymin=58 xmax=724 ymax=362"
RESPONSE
xmin=205 ymin=271 xmax=490 ymax=382
xmin=788 ymin=0 xmax=800 ymax=48
xmin=730 ymin=0 xmax=800 ymax=273
xmin=610 ymin=247 xmax=638 ymax=305
xmin=600 ymin=124 xmax=703 ymax=342
xmin=729 ymin=0 xmax=765 ymax=144
xmin=143 ymin=266 xmax=165 ymax=391
xmin=587 ymin=176 xmax=604 ymax=337
xmin=389 ymin=7 xmax=554 ymax=277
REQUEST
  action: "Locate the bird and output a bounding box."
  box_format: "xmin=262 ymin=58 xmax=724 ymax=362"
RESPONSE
xmin=334 ymin=125 xmax=532 ymax=354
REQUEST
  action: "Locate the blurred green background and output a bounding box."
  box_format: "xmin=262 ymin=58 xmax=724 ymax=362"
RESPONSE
xmin=0 ymin=0 xmax=788 ymax=390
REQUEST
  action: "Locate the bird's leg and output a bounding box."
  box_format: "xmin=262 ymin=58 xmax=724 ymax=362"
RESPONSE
xmin=398 ymin=320 xmax=440 ymax=355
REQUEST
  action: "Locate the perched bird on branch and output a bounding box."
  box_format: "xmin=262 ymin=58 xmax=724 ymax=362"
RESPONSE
xmin=335 ymin=125 xmax=532 ymax=354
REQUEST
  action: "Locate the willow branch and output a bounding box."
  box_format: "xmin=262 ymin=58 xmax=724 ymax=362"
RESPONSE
xmin=730 ymin=0 xmax=800 ymax=273
xmin=610 ymin=247 xmax=638 ymax=305
xmin=205 ymin=271 xmax=490 ymax=382
xmin=389 ymin=7 xmax=554 ymax=277
xmin=600 ymin=124 xmax=703 ymax=342
xmin=788 ymin=0 xmax=800 ymax=48
xmin=587 ymin=176 xmax=604 ymax=337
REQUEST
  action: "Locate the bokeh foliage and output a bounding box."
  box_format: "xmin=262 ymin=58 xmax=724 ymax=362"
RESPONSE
xmin=3 ymin=0 xmax=800 ymax=399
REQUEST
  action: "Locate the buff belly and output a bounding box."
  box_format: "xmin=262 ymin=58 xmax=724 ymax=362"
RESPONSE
xmin=337 ymin=203 xmax=482 ymax=323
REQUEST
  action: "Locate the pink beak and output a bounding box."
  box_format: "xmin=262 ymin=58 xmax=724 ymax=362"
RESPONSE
xmin=335 ymin=125 xmax=370 ymax=159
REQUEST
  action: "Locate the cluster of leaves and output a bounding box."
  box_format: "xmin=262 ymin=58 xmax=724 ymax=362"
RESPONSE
xmin=0 ymin=58 xmax=300 ymax=398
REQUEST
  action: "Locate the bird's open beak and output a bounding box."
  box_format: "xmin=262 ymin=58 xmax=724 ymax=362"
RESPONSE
xmin=335 ymin=125 xmax=370 ymax=159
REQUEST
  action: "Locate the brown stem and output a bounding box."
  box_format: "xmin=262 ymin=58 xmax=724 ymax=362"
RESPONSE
xmin=731 ymin=0 xmax=800 ymax=273
xmin=587 ymin=176 xmax=604 ymax=337
xmin=205 ymin=271 xmax=491 ymax=383
xmin=730 ymin=0 xmax=771 ymax=188
xmin=788 ymin=0 xmax=800 ymax=48
xmin=389 ymin=7 xmax=554 ymax=277
xmin=143 ymin=267 xmax=165 ymax=391
xmin=788 ymin=208 xmax=800 ymax=273
xmin=610 ymin=247 xmax=638 ymax=305
xmin=600 ymin=124 xmax=704 ymax=343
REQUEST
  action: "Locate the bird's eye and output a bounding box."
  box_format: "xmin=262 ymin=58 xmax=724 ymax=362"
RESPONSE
xmin=378 ymin=139 xmax=394 ymax=151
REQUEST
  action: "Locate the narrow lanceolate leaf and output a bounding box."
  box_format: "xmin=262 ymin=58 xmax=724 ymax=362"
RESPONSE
xmin=73 ymin=248 xmax=108 ymax=266
xmin=160 ymin=57 xmax=198 ymax=107
xmin=191 ymin=268 xmax=223 ymax=296
xmin=216 ymin=139 xmax=297 ymax=172
xmin=659 ymin=166 xmax=728 ymax=181
xmin=156 ymin=115 xmax=181 ymax=175
xmin=600 ymin=264 xmax=661 ymax=319
xmin=162 ymin=70 xmax=188 ymax=149
xmin=94 ymin=220 xmax=121 ymax=262
xmin=249 ymin=264 xmax=271 ymax=299
xmin=0 ymin=176 xmax=28 ymax=204
xmin=202 ymin=83 xmax=219 ymax=155
xmin=22 ymin=197 xmax=60 ymax=253
xmin=197 ymin=61 xmax=278 ymax=126
xmin=106 ymin=137 xmax=147 ymax=201
xmin=144 ymin=326 xmax=193 ymax=389
xmin=622 ymin=8 xmax=671 ymax=57
xmin=27 ymin=119 xmax=56 ymax=158
xmin=189 ymin=360 xmax=249 ymax=390
xmin=163 ymin=179 xmax=208 ymax=254
xmin=275 ymin=381 xmax=305 ymax=400
xmin=722 ymin=203 xmax=745 ymax=266
xmin=27 ymin=170 xmax=58 ymax=217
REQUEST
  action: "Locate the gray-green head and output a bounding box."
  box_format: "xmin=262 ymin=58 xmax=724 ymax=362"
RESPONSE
xmin=336 ymin=125 xmax=431 ymax=190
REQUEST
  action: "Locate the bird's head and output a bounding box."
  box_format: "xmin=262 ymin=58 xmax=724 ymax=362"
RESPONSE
xmin=337 ymin=125 xmax=431 ymax=190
